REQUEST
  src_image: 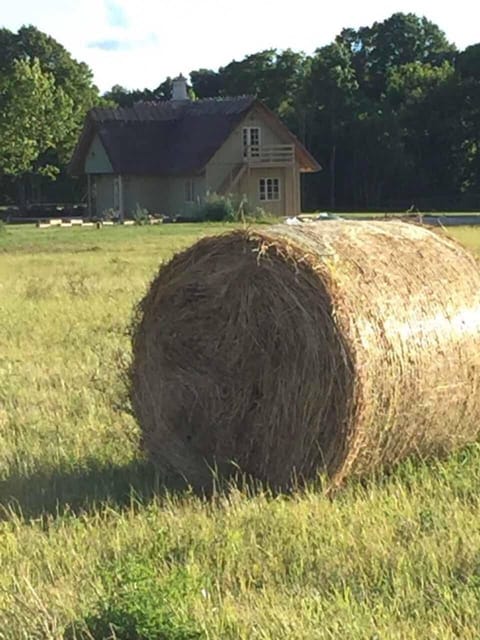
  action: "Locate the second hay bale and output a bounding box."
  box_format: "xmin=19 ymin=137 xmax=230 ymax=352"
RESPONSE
xmin=130 ymin=221 xmax=480 ymax=487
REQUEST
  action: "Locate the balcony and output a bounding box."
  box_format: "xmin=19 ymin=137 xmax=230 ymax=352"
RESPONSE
xmin=244 ymin=144 xmax=295 ymax=167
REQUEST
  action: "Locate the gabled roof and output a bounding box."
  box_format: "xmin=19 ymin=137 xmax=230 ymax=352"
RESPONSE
xmin=69 ymin=96 xmax=320 ymax=176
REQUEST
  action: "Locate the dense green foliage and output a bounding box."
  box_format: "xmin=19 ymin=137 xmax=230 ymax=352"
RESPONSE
xmin=0 ymin=26 xmax=103 ymax=203
xmin=1 ymin=14 xmax=479 ymax=211
xmin=1 ymin=223 xmax=480 ymax=638
xmin=0 ymin=58 xmax=72 ymax=178
xmin=105 ymin=13 xmax=480 ymax=211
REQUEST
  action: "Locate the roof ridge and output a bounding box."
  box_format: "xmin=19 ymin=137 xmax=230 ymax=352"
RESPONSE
xmin=89 ymin=95 xmax=256 ymax=123
xmin=195 ymin=94 xmax=256 ymax=102
xmin=121 ymin=95 xmax=256 ymax=107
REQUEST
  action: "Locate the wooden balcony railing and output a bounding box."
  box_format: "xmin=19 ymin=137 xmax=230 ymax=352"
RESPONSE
xmin=244 ymin=144 xmax=295 ymax=166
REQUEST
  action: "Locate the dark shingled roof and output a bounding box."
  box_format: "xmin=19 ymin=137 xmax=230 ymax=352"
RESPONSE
xmin=70 ymin=97 xmax=257 ymax=176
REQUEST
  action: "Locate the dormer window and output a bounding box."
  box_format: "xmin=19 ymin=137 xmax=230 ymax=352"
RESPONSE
xmin=243 ymin=127 xmax=261 ymax=158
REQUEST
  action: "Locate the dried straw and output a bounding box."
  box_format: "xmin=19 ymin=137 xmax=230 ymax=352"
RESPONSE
xmin=130 ymin=221 xmax=480 ymax=488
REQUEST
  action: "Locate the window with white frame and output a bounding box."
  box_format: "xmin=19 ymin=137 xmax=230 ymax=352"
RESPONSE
xmin=259 ymin=177 xmax=280 ymax=201
xmin=185 ymin=179 xmax=195 ymax=203
xmin=243 ymin=126 xmax=261 ymax=157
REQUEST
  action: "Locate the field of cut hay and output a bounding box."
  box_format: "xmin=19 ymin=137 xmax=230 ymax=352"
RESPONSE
xmin=1 ymin=223 xmax=480 ymax=639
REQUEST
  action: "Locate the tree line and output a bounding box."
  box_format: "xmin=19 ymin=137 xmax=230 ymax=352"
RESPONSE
xmin=1 ymin=14 xmax=479 ymax=211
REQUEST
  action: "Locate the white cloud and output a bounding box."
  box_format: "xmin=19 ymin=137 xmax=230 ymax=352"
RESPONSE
xmin=1 ymin=0 xmax=479 ymax=92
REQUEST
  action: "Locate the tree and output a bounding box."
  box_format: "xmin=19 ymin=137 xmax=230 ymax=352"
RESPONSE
xmin=303 ymin=42 xmax=358 ymax=208
xmin=220 ymin=49 xmax=308 ymax=112
xmin=104 ymin=84 xmax=156 ymax=107
xmin=0 ymin=25 xmax=103 ymax=205
xmin=0 ymin=58 xmax=74 ymax=202
xmin=0 ymin=26 xmax=101 ymax=162
xmin=384 ymin=61 xmax=458 ymax=204
xmin=105 ymin=77 xmax=186 ymax=105
xmin=451 ymin=46 xmax=480 ymax=200
xmin=190 ymin=69 xmax=224 ymax=98
xmin=386 ymin=60 xmax=454 ymax=107
xmin=337 ymin=13 xmax=456 ymax=99
xmin=153 ymin=77 xmax=174 ymax=101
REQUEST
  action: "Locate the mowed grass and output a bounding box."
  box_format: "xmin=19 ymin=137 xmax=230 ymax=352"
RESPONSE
xmin=1 ymin=223 xmax=480 ymax=639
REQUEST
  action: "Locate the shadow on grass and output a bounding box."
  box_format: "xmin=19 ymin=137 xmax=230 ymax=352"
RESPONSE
xmin=7 ymin=447 xmax=476 ymax=522
xmin=0 ymin=458 xmax=194 ymax=521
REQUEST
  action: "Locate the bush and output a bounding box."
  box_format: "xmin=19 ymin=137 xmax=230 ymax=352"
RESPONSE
xmin=196 ymin=192 xmax=235 ymax=222
xmin=132 ymin=204 xmax=150 ymax=225
xmin=196 ymin=192 xmax=268 ymax=222
xmin=100 ymin=208 xmax=118 ymax=222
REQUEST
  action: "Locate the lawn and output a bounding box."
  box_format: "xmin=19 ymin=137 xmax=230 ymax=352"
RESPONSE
xmin=1 ymin=222 xmax=480 ymax=639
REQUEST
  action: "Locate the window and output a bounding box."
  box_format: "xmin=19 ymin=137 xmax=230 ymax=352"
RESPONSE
xmin=243 ymin=127 xmax=261 ymax=157
xmin=259 ymin=177 xmax=280 ymax=202
xmin=185 ymin=179 xmax=195 ymax=203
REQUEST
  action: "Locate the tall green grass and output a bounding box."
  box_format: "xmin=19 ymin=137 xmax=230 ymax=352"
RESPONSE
xmin=1 ymin=223 xmax=480 ymax=639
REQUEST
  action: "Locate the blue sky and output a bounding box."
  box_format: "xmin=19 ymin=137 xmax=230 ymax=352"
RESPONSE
xmin=105 ymin=0 xmax=129 ymax=28
xmin=2 ymin=0 xmax=479 ymax=92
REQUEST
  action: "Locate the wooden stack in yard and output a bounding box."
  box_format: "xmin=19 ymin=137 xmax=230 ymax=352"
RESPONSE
xmin=35 ymin=218 xmax=163 ymax=229
xmin=36 ymin=218 xmax=94 ymax=228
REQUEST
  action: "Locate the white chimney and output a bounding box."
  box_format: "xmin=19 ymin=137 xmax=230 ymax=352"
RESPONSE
xmin=172 ymin=74 xmax=189 ymax=101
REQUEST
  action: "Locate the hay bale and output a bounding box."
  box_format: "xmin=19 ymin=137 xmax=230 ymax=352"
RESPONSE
xmin=130 ymin=221 xmax=480 ymax=488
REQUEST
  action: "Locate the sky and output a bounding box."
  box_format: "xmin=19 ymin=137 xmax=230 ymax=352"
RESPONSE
xmin=2 ymin=0 xmax=479 ymax=93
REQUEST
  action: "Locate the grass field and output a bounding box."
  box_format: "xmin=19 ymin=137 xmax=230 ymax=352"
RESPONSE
xmin=1 ymin=222 xmax=480 ymax=639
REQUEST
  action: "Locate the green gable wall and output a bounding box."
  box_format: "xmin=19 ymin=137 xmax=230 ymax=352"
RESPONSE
xmin=85 ymin=135 xmax=113 ymax=174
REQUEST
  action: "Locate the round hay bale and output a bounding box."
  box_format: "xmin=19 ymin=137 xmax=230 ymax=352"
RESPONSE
xmin=130 ymin=221 xmax=480 ymax=488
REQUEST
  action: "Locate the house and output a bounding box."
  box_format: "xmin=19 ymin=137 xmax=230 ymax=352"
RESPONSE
xmin=69 ymin=75 xmax=321 ymax=219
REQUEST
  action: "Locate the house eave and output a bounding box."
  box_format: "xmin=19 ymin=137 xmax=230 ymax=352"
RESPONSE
xmin=252 ymin=100 xmax=321 ymax=172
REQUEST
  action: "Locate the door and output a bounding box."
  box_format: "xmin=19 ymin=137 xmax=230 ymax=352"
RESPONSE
xmin=243 ymin=127 xmax=261 ymax=158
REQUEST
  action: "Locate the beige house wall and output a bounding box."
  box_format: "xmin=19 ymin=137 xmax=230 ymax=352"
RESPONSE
xmin=235 ymin=166 xmax=300 ymax=217
xmin=236 ymin=163 xmax=302 ymax=216
xmin=206 ymin=105 xmax=291 ymax=194
xmin=206 ymin=106 xmax=302 ymax=215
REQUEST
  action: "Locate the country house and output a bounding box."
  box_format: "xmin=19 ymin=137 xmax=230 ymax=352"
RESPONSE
xmin=70 ymin=75 xmax=321 ymax=218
